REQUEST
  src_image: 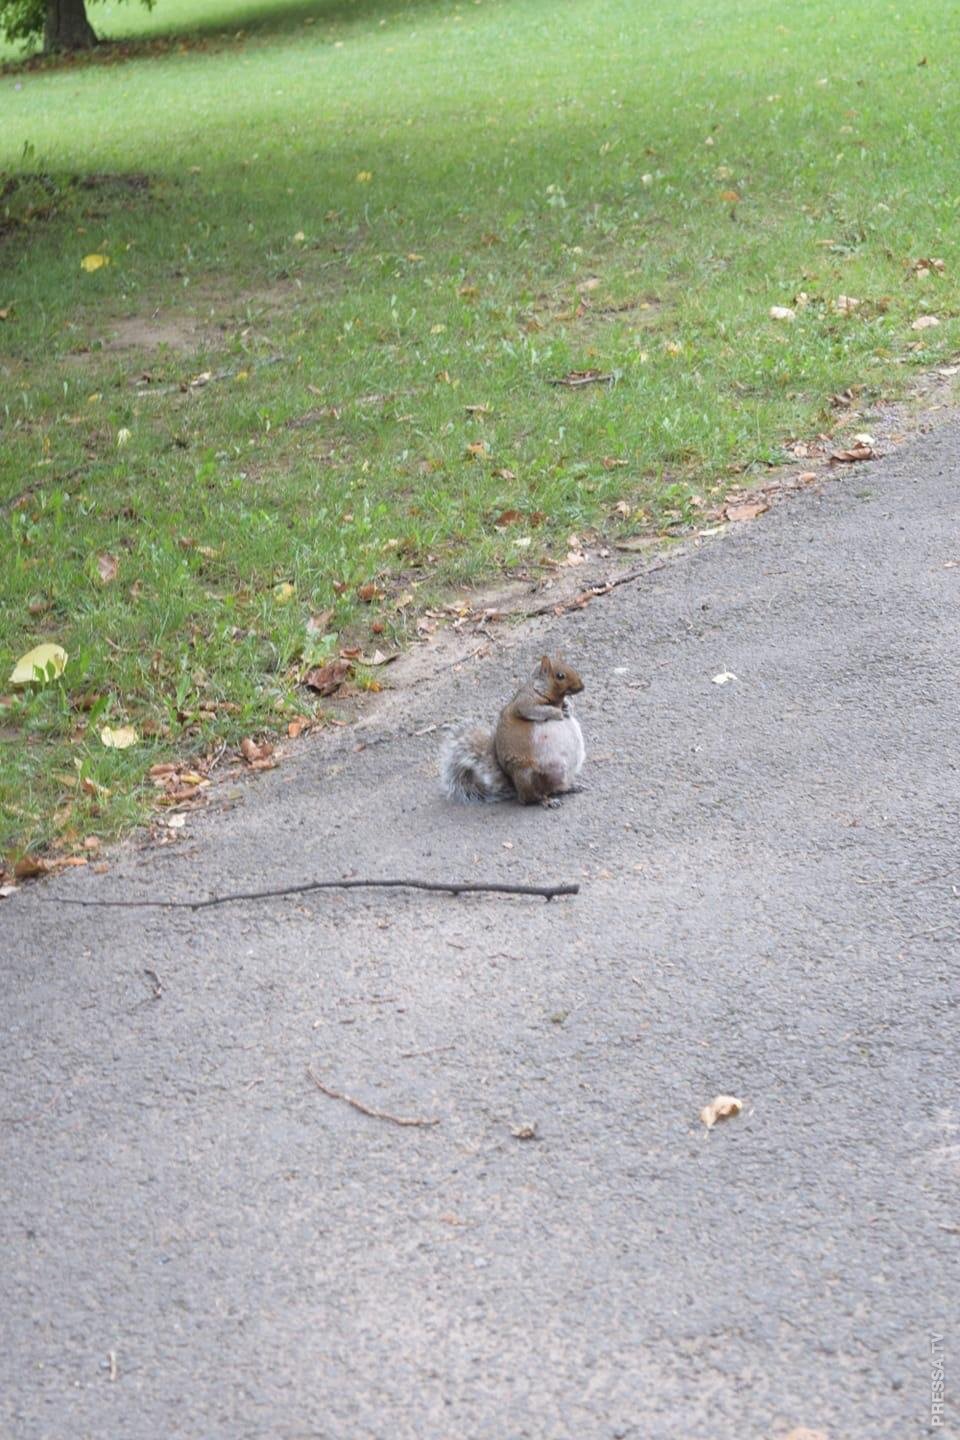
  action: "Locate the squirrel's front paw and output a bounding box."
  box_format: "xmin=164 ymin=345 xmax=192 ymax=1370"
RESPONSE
xmin=541 ymin=795 xmax=562 ymax=809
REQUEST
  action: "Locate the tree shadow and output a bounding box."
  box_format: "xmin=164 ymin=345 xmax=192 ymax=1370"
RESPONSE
xmin=2 ymin=0 xmax=448 ymax=73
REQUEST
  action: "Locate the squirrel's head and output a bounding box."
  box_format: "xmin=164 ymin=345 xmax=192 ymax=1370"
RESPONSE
xmin=537 ymin=654 xmax=584 ymax=695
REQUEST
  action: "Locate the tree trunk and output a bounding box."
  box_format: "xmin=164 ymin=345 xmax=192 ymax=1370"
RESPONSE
xmin=44 ymin=0 xmax=98 ymax=51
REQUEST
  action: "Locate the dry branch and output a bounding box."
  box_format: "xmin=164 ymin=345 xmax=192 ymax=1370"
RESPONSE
xmin=42 ymin=876 xmax=580 ymax=910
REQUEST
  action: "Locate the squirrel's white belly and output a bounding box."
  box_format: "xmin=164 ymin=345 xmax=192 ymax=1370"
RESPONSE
xmin=531 ymin=714 xmax=585 ymax=791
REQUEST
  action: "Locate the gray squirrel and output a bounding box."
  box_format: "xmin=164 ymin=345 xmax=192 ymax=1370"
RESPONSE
xmin=439 ymin=655 xmax=586 ymax=808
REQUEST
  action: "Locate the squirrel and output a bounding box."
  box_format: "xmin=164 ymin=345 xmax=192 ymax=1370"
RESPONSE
xmin=440 ymin=655 xmax=586 ymax=807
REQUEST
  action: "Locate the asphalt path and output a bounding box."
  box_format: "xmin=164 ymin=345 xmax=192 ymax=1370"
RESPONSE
xmin=3 ymin=416 xmax=959 ymax=1439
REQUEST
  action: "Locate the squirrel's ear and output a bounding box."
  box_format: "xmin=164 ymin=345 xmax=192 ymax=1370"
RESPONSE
xmin=538 ymin=654 xmax=553 ymax=675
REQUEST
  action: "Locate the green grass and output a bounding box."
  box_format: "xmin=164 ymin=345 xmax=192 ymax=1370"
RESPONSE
xmin=1 ymin=0 xmax=959 ymax=858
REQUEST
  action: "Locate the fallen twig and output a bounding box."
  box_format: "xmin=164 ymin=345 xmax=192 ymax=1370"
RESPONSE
xmin=525 ymin=560 xmax=666 ymax=617
xmin=547 ymin=369 xmax=615 ymax=388
xmin=41 ymin=876 xmax=579 ymax=910
xmin=307 ymin=1067 xmax=440 ymax=1128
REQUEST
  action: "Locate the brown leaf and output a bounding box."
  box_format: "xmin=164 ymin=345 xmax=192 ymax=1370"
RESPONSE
xmin=602 ymin=456 xmax=629 ymax=470
xmin=465 ymin=440 xmax=488 ymax=458
xmin=725 ymin=500 xmax=769 ymax=522
xmin=829 ymin=443 xmax=876 ymax=464
xmin=306 ymin=609 xmax=334 ymax=635
xmin=493 ymin=508 xmax=524 ymax=527
xmin=356 ymin=583 xmax=383 ymax=603
xmin=13 ymin=854 xmax=47 ymax=879
xmin=240 ymin=736 xmax=274 ymax=764
xmin=911 ymin=256 xmax=945 ymax=277
xmin=700 ymin=1095 xmax=743 ymax=1129
xmin=287 ymin=717 xmax=308 ymax=738
xmin=492 ymin=467 xmax=516 ymax=480
xmin=719 ymin=189 xmax=741 ymax=203
xmin=303 ymin=658 xmax=352 ymax=695
xmin=464 ymin=403 xmax=492 ymax=416
xmin=97 ymin=553 xmax=119 ymax=584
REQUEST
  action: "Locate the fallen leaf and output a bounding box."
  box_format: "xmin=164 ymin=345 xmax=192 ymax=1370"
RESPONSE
xmin=116 ymin=428 xmax=132 ymax=448
xmin=357 ymin=582 xmax=383 ymax=603
xmin=304 ymin=658 xmax=352 ymax=695
xmin=14 ymin=855 xmax=47 ymax=878
xmin=494 ymin=508 xmax=524 ymax=527
xmin=769 ymin=305 xmax=796 ymax=321
xmin=363 ymin=649 xmax=399 ymax=667
xmin=287 ymin=717 xmax=308 ymax=738
xmin=492 ymin=467 xmax=516 ymax=480
xmin=700 ymin=1095 xmax=743 ymax=1128
xmin=465 ymin=440 xmax=488 ymax=458
xmin=464 ymin=403 xmax=492 ymax=416
xmin=726 ymin=500 xmax=768 ymax=522
xmin=10 ymin=643 xmax=68 ymax=686
xmin=719 ymin=189 xmax=740 ymax=203
xmin=273 ymin=581 xmax=296 ymax=603
xmin=911 ymin=314 xmax=940 ymax=330
xmin=511 ymin=1123 xmax=538 ymax=1140
xmin=829 ymin=443 xmax=876 ymax=464
xmin=0 ymin=306 xmax=10 ymax=321
xmin=241 ymin=737 xmax=272 ymax=762
xmin=306 ymin=609 xmax=334 ymax=635
xmin=97 ymin=553 xmax=119 ymax=584
xmin=100 ymin=725 xmax=138 ymax=749
xmin=911 ymin=257 xmax=945 ymax=277
xmin=833 ymin=294 xmax=860 ymax=314
xmin=80 ymin=253 xmax=110 ymax=272
xmin=712 ymin=672 xmax=738 ymax=685
xmin=355 ymin=171 xmax=373 ymax=183
xmin=797 ymin=471 xmax=819 ymax=484
xmin=602 ymin=456 xmax=629 ymax=470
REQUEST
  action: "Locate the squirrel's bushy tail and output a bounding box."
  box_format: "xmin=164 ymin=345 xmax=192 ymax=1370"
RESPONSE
xmin=439 ymin=724 xmax=514 ymax=803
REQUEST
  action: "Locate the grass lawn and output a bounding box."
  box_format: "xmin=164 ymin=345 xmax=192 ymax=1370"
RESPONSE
xmin=1 ymin=0 xmax=958 ymax=861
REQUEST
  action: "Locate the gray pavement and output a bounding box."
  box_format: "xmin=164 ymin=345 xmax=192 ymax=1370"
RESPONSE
xmin=3 ymin=416 xmax=959 ymax=1440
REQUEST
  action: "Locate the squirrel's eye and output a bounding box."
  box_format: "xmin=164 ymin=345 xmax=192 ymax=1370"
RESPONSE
xmin=556 ymin=671 xmax=566 ymax=680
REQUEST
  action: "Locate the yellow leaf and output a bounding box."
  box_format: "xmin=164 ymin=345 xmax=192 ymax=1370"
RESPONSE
xmin=117 ymin=428 xmax=132 ymax=448
xmin=292 ymin=230 xmax=306 ymax=243
xmin=273 ymin=581 xmax=296 ymax=603
xmin=355 ymin=171 xmax=373 ymax=183
xmin=80 ymin=254 xmax=110 ymax=272
xmin=9 ymin=643 xmax=68 ymax=685
xmin=100 ymin=725 xmax=138 ymax=750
